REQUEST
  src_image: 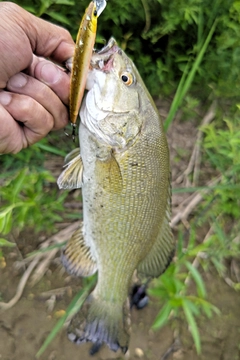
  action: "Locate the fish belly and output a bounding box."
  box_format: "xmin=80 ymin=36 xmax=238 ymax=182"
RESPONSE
xmin=79 ymin=120 xmax=169 ymax=300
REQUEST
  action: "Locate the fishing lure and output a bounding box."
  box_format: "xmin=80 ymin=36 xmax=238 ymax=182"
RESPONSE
xmin=69 ymin=0 xmax=106 ymax=138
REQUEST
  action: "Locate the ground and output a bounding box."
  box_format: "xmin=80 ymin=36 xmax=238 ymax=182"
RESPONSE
xmin=0 ymin=104 xmax=240 ymax=360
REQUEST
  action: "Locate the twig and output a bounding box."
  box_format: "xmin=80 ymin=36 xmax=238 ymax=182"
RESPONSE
xmin=0 ymin=222 xmax=79 ymax=310
xmin=141 ymin=0 xmax=151 ymax=34
xmin=0 ymin=257 xmax=39 ymax=311
xmin=161 ymin=329 xmax=181 ymax=360
xmin=29 ymin=221 xmax=80 ymax=286
xmin=38 ymin=286 xmax=72 ymax=300
xmin=171 ymin=174 xmax=222 ymax=227
xmin=23 ymin=221 xmax=79 ymax=264
xmin=175 ymin=101 xmax=216 ymax=186
xmin=193 ymin=102 xmax=216 ymax=185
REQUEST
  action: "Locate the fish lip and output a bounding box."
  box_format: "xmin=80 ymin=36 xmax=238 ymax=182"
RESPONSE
xmin=97 ymin=37 xmax=118 ymax=55
xmin=90 ymin=38 xmax=119 ymax=72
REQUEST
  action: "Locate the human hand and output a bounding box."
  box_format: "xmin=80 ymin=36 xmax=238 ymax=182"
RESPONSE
xmin=0 ymin=2 xmax=75 ymax=154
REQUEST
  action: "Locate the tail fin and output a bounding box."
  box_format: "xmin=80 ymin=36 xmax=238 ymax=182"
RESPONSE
xmin=68 ymin=291 xmax=130 ymax=353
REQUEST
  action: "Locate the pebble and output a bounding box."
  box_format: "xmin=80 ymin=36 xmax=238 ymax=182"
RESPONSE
xmin=54 ymin=309 xmax=66 ymax=318
xmin=134 ymin=347 xmax=144 ymax=358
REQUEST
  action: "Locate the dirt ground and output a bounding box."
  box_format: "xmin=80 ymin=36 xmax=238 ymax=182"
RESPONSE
xmin=1 ymin=106 xmax=240 ymax=360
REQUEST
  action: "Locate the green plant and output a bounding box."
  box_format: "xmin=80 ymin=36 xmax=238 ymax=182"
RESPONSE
xmin=149 ymin=228 xmax=220 ymax=354
xmin=0 ymin=167 xmax=67 ymax=235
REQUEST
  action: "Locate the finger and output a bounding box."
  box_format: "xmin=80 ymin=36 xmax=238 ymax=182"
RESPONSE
xmin=0 ymin=103 xmax=23 ymax=154
xmin=0 ymin=3 xmax=74 ymax=64
xmin=0 ymin=91 xmax=54 ymax=153
xmin=7 ymin=72 xmax=68 ymax=130
xmin=28 ymin=56 xmax=70 ymax=105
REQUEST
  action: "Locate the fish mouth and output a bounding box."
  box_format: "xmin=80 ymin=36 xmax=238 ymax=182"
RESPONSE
xmin=91 ymin=37 xmax=120 ymax=72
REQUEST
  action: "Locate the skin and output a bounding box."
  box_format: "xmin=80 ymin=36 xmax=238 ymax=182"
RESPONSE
xmin=0 ymin=2 xmax=75 ymax=154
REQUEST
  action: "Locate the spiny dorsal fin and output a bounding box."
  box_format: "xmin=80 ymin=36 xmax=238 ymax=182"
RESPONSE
xmin=137 ymin=184 xmax=175 ymax=278
xmin=57 ymin=149 xmax=83 ymax=190
xmin=61 ymin=227 xmax=97 ymax=277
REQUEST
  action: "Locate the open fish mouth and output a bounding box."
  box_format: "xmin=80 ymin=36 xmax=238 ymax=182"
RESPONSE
xmin=91 ymin=37 xmax=120 ymax=72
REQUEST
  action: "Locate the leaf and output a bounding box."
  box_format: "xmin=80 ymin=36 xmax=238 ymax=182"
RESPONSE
xmin=185 ymin=261 xmax=206 ymax=298
xmin=0 ymin=238 xmax=16 ymax=247
xmin=2 ymin=211 xmax=13 ymax=235
xmin=35 ymin=143 xmax=66 ymax=157
xmin=47 ymin=11 xmax=72 ymax=25
xmin=152 ymin=301 xmax=173 ymax=330
xmin=164 ymin=19 xmax=218 ymax=131
xmin=182 ymin=299 xmax=201 ymax=354
xmin=12 ymin=168 xmax=28 ymax=199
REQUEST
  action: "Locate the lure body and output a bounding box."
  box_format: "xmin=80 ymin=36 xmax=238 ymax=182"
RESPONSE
xmin=69 ymin=1 xmax=98 ymax=127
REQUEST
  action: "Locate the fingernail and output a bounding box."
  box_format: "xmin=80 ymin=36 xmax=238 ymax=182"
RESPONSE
xmin=8 ymin=73 xmax=27 ymax=88
xmin=40 ymin=63 xmax=62 ymax=85
xmin=0 ymin=91 xmax=12 ymax=105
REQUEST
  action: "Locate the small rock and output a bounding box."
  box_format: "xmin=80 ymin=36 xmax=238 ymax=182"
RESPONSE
xmin=135 ymin=347 xmax=144 ymax=358
xmin=173 ymin=349 xmax=184 ymax=360
xmin=0 ymin=257 xmax=6 ymax=269
xmin=54 ymin=309 xmax=66 ymax=318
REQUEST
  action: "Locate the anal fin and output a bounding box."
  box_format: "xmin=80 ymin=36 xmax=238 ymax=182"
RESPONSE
xmin=57 ymin=148 xmax=83 ymax=189
xmin=61 ymin=226 xmax=97 ymax=277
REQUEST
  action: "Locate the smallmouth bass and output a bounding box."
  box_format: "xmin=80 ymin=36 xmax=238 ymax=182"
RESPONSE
xmin=58 ymin=37 xmax=175 ymax=353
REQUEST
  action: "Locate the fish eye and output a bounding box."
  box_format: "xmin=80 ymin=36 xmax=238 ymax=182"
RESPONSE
xmin=121 ymin=72 xmax=133 ymax=86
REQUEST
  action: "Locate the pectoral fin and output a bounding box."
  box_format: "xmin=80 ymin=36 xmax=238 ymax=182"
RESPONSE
xmin=137 ymin=187 xmax=175 ymax=278
xmin=61 ymin=227 xmax=97 ymax=277
xmin=64 ymin=148 xmax=81 ymax=164
xmin=57 ymin=148 xmax=83 ymax=189
xmin=95 ymin=152 xmax=123 ymax=193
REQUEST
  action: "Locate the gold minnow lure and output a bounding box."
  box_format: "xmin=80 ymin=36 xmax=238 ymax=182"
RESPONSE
xmin=68 ymin=0 xmax=106 ymax=137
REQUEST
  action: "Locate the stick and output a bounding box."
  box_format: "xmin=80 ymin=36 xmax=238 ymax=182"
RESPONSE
xmin=0 ymin=257 xmax=39 ymax=311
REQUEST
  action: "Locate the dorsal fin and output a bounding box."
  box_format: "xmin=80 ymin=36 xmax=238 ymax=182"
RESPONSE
xmin=61 ymin=226 xmax=97 ymax=277
xmin=57 ymin=148 xmax=83 ymax=190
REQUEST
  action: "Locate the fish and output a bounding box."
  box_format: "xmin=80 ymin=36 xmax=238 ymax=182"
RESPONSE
xmin=68 ymin=0 xmax=106 ymax=134
xmin=58 ymin=37 xmax=175 ymax=353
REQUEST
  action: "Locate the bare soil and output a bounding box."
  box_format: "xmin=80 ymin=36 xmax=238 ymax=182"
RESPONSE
xmin=1 ymin=108 xmax=240 ymax=360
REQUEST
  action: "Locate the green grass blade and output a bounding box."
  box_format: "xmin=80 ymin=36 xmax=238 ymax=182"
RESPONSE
xmin=182 ymin=299 xmax=201 ymax=354
xmin=35 ymin=142 xmax=66 ymax=157
xmin=185 ymin=261 xmax=206 ymax=298
xmin=36 ymin=276 xmax=97 ymax=358
xmin=0 ymin=238 xmax=16 ymax=247
xmin=164 ymin=61 xmax=190 ymax=131
xmin=164 ymin=19 xmax=218 ymax=131
xmin=26 ymin=241 xmax=67 ymax=258
xmin=152 ymin=301 xmax=172 ymax=330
